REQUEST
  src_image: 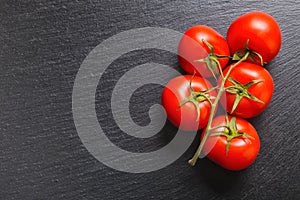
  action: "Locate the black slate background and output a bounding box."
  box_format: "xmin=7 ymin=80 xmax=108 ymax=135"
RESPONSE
xmin=0 ymin=0 xmax=299 ymax=199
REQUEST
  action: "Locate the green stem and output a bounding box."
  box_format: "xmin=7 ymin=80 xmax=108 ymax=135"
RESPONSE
xmin=188 ymin=51 xmax=250 ymax=166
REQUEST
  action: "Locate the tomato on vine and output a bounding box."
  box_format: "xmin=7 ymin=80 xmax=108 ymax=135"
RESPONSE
xmin=162 ymin=75 xmax=216 ymax=131
xmin=170 ymin=11 xmax=281 ymax=169
xmin=219 ymin=62 xmax=274 ymax=118
xmin=178 ymin=25 xmax=230 ymax=78
xmin=227 ymin=11 xmax=282 ymax=65
xmin=201 ymin=115 xmax=260 ymax=171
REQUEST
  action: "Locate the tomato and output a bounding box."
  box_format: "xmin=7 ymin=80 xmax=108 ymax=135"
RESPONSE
xmin=202 ymin=115 xmax=260 ymax=171
xmin=162 ymin=75 xmax=216 ymax=131
xmin=227 ymin=11 xmax=281 ymax=64
xmin=178 ymin=25 xmax=230 ymax=78
xmin=219 ymin=62 xmax=274 ymax=118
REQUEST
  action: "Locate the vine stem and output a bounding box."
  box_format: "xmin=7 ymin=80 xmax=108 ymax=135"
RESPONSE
xmin=188 ymin=51 xmax=250 ymax=166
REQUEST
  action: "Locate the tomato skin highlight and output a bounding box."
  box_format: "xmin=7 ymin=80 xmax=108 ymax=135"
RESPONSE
xmin=202 ymin=115 xmax=260 ymax=171
xmin=178 ymin=25 xmax=230 ymax=78
xmin=227 ymin=11 xmax=282 ymax=63
xmin=161 ymin=75 xmax=216 ymax=131
xmin=219 ymin=62 xmax=274 ymax=118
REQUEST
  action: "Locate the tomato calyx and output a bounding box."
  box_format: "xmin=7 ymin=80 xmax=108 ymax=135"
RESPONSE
xmin=194 ymin=39 xmax=230 ymax=79
xmin=179 ymin=76 xmax=216 ymax=121
xmin=232 ymin=40 xmax=265 ymax=66
xmin=225 ymin=77 xmax=264 ymax=114
xmin=209 ymin=116 xmax=254 ymax=155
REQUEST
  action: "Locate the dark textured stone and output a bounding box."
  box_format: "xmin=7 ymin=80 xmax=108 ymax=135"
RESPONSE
xmin=0 ymin=0 xmax=299 ymax=199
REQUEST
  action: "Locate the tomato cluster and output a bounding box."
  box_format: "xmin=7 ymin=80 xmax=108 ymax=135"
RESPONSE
xmin=162 ymin=11 xmax=281 ymax=170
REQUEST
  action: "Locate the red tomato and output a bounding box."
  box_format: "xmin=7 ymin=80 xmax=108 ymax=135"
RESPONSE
xmin=227 ymin=11 xmax=282 ymax=64
xmin=219 ymin=62 xmax=274 ymax=118
xmin=162 ymin=75 xmax=216 ymax=131
xmin=202 ymin=115 xmax=260 ymax=171
xmin=178 ymin=25 xmax=230 ymax=78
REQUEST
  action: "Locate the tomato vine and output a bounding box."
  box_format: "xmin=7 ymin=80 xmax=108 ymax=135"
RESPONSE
xmin=188 ymin=49 xmax=251 ymax=166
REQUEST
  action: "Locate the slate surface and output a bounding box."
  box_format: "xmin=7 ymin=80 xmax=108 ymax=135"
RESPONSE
xmin=0 ymin=0 xmax=299 ymax=199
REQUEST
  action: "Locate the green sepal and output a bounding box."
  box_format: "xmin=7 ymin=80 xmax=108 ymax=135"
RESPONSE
xmin=194 ymin=39 xmax=230 ymax=79
xmin=232 ymin=39 xmax=265 ymax=66
xmin=208 ymin=115 xmax=255 ymax=155
xmin=225 ymin=77 xmax=265 ymax=114
xmin=178 ymin=76 xmax=216 ymax=122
